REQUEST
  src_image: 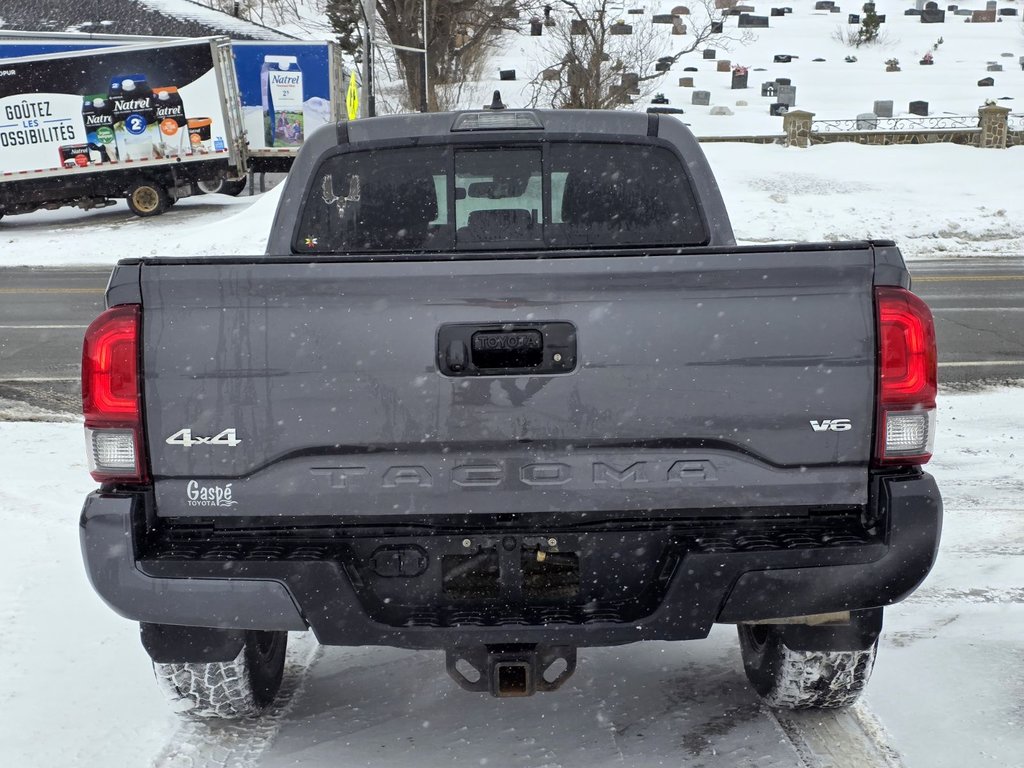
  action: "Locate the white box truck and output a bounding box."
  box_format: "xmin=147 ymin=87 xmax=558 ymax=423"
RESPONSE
xmin=0 ymin=37 xmax=247 ymax=219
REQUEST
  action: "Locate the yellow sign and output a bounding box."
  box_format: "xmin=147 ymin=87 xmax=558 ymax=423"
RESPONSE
xmin=346 ymin=71 xmax=359 ymax=121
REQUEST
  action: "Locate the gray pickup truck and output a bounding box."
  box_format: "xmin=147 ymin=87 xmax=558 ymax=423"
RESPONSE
xmin=80 ymin=105 xmax=941 ymax=718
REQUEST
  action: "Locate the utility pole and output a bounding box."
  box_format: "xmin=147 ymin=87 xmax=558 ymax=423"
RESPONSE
xmin=362 ymin=0 xmax=375 ymax=117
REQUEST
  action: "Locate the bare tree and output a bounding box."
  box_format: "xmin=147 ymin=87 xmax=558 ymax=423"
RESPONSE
xmin=529 ymin=0 xmax=750 ymax=110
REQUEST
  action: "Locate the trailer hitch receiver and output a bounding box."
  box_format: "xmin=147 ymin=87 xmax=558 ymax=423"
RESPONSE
xmin=446 ymin=644 xmax=576 ymax=697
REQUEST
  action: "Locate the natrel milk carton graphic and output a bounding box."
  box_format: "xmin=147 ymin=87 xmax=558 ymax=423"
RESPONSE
xmin=261 ymin=55 xmax=304 ymax=147
xmin=109 ymin=74 xmax=158 ymax=161
xmin=81 ymin=94 xmax=117 ymax=164
xmin=153 ymin=87 xmax=190 ymax=158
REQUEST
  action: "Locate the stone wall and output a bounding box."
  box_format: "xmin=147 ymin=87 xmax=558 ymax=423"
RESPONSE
xmin=808 ymin=129 xmax=980 ymax=146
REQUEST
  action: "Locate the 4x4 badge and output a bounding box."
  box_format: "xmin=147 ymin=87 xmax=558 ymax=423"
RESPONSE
xmin=165 ymin=428 xmax=242 ymax=447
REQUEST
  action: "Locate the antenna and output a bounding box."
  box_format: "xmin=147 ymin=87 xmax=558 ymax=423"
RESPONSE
xmin=487 ymin=90 xmax=506 ymax=110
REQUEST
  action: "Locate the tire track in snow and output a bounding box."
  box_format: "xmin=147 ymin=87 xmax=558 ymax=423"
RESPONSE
xmin=152 ymin=632 xmax=323 ymax=768
xmin=769 ymin=702 xmax=907 ymax=768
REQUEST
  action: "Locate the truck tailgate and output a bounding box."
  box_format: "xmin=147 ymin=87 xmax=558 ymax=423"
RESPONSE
xmin=140 ymin=247 xmax=876 ymax=519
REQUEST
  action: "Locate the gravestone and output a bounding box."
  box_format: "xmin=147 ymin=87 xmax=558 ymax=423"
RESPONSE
xmin=873 ymin=100 xmax=893 ymax=117
xmin=985 ymin=0 xmax=996 ymax=8
xmin=717 ymin=60 xmax=732 ymax=72
xmin=972 ymin=10 xmax=996 ymax=22
xmin=680 ymin=77 xmax=695 ymax=87
xmin=542 ymin=68 xmax=559 ymax=81
xmin=704 ymin=49 xmax=717 ymax=59
xmin=954 ymin=8 xmax=971 ymax=15
xmin=684 ymin=66 xmax=699 ymax=71
xmin=770 ymin=103 xmax=789 ymax=115
xmin=761 ymin=81 xmax=778 ymax=96
xmin=876 ymin=14 xmax=886 ymax=22
xmin=921 ymin=9 xmax=945 ymax=22
xmin=652 ymin=14 xmax=675 ymax=23
xmin=622 ymin=73 xmax=640 ymax=93
xmin=656 ymin=61 xmax=672 ymax=72
xmin=499 ymin=69 xmax=516 ymax=80
xmin=672 ymin=21 xmax=687 ymax=34
xmin=909 ymin=100 xmax=929 ymax=116
xmin=775 ymin=77 xmax=792 ymax=85
xmin=711 ymin=20 xmax=724 ymax=32
xmin=849 ymin=14 xmax=860 ymax=23
xmin=925 ymin=1 xmax=938 ymax=8
xmin=771 ymin=7 xmax=786 ymax=16
xmin=774 ymin=54 xmax=794 ymax=63
xmin=628 ymin=8 xmax=645 ymax=14
xmin=732 ymin=71 xmax=748 ymax=89
xmin=813 ymin=58 xmax=826 ymax=62
xmin=692 ymin=90 xmax=711 ymax=106
xmin=857 ymin=113 xmax=878 ymax=129
xmin=814 ymin=1 xmax=835 ymax=8
xmin=947 ymin=4 xmax=957 ymax=10
xmin=986 ymin=63 xmax=1003 ymax=72
xmin=673 ymin=6 xmax=691 ymax=15
xmin=777 ymin=85 xmax=796 ymax=105
xmin=570 ymin=19 xmax=587 ymax=34
xmin=652 ymin=93 xmax=670 ymax=104
xmin=530 ymin=17 xmax=544 ymax=35
xmin=1001 ymin=53 xmax=1014 ymax=57
xmin=735 ymin=5 xmax=756 ymax=11
xmin=609 ymin=23 xmax=633 ymax=34
xmin=831 ymin=7 xmax=842 ymax=13
xmin=863 ymin=1 xmax=875 ymax=10
xmin=998 ymin=8 xmax=1018 ymax=15
xmin=978 ymin=77 xmax=995 ymax=86
xmin=710 ymin=106 xmax=734 ymax=115
xmin=738 ymin=14 xmax=771 ymax=27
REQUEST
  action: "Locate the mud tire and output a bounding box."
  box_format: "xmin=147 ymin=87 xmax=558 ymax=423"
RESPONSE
xmin=738 ymin=624 xmax=877 ymax=710
xmin=126 ymin=180 xmax=170 ymax=217
xmin=197 ymin=178 xmax=247 ymax=196
xmin=153 ymin=630 xmax=287 ymax=719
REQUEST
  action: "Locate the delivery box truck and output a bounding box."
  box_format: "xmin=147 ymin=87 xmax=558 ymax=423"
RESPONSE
xmin=0 ymin=37 xmax=247 ymax=219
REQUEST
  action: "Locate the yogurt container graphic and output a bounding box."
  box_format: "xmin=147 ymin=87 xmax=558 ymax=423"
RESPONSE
xmin=261 ymin=55 xmax=304 ymax=147
xmin=109 ymin=74 xmax=158 ymax=161
xmin=153 ymin=87 xmax=190 ymax=158
xmin=81 ymin=94 xmax=117 ymax=164
xmin=187 ymin=117 xmax=214 ymax=154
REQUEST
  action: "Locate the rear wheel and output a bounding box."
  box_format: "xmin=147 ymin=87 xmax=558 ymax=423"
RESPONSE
xmin=737 ymin=624 xmax=877 ymax=709
xmin=126 ymin=180 xmax=170 ymax=217
xmin=153 ymin=630 xmax=287 ymax=719
xmin=197 ymin=178 xmax=247 ymax=196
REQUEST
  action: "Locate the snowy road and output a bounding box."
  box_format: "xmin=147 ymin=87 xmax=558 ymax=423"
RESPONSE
xmin=1 ymin=388 xmax=1021 ymax=767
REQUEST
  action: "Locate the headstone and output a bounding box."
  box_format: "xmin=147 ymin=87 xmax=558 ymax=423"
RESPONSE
xmin=530 ymin=17 xmax=544 ymax=35
xmin=628 ymin=8 xmax=645 ymax=13
xmin=732 ymin=71 xmax=748 ymax=89
xmin=692 ymin=90 xmax=711 ymax=106
xmin=771 ymin=7 xmax=786 ymax=16
xmin=570 ymin=18 xmax=587 ymax=34
xmin=849 ymin=13 xmax=860 ymax=23
xmin=972 ymin=10 xmax=996 ymax=22
xmin=684 ymin=66 xmax=699 ymax=72
xmin=873 ymin=99 xmax=893 ymax=117
xmin=542 ymin=68 xmax=559 ymax=81
xmin=680 ymin=77 xmax=695 ymax=87
xmin=985 ymin=0 xmax=996 ymax=8
xmin=1001 ymin=53 xmax=1014 ymax=57
xmin=652 ymin=13 xmax=675 ymax=23
xmin=672 ymin=20 xmax=687 ymax=34
xmin=986 ymin=63 xmax=1003 ymax=72
xmin=775 ymin=77 xmax=792 ymax=85
xmin=920 ymin=9 xmax=945 ymax=22
xmin=738 ymin=14 xmax=771 ymax=27
xmin=814 ymin=1 xmax=835 ymax=8
xmin=711 ymin=20 xmax=724 ymax=32
xmin=714 ymin=0 xmax=732 ymax=7
xmin=774 ymin=54 xmax=794 ymax=63
xmin=652 ymin=93 xmax=670 ymax=104
xmin=761 ymin=81 xmax=778 ymax=96
xmin=813 ymin=58 xmax=826 ymax=62
xmin=736 ymin=100 xmax=749 ymax=106
xmin=978 ymin=77 xmax=995 ymax=86
xmin=876 ymin=14 xmax=886 ymax=22
xmin=857 ymin=113 xmax=878 ymax=129
xmin=863 ymin=2 xmax=875 ymax=10
xmin=998 ymin=8 xmax=1018 ymax=15
xmin=672 ymin=6 xmax=691 ymax=15
xmin=777 ymin=85 xmax=796 ymax=105
xmin=622 ymin=73 xmax=640 ymax=93
xmin=830 ymin=7 xmax=841 ymax=12
xmin=947 ymin=4 xmax=957 ymax=10
xmin=499 ymin=69 xmax=516 ymax=81
xmin=704 ymin=49 xmax=717 ymax=60
xmin=925 ymin=1 xmax=938 ymax=8
xmin=717 ymin=60 xmax=732 ymax=72
xmin=735 ymin=5 xmax=756 ymax=11
xmin=770 ymin=103 xmax=789 ymax=115
xmin=656 ymin=61 xmax=672 ymax=72
xmin=710 ymin=106 xmax=734 ymax=115
xmin=609 ymin=23 xmax=633 ymax=34
xmin=954 ymin=8 xmax=971 ymax=14
xmin=909 ymin=100 xmax=929 ymax=116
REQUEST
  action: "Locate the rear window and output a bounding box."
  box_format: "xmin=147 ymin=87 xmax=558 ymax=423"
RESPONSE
xmin=294 ymin=142 xmax=707 ymax=253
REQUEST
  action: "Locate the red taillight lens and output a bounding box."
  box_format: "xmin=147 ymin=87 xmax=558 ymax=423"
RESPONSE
xmin=874 ymin=287 xmax=937 ymax=466
xmin=82 ymin=305 xmax=147 ymax=482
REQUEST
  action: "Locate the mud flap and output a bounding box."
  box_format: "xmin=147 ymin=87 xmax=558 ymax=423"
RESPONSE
xmin=446 ymin=644 xmax=577 ymax=697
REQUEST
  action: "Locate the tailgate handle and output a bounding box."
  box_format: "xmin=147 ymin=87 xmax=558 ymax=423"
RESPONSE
xmin=437 ymin=323 xmax=576 ymax=377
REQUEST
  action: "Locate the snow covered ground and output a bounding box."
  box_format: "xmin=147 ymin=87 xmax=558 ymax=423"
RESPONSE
xmin=0 ymin=388 xmax=1021 ymax=767
xmin=2 ymin=139 xmax=1022 ymax=264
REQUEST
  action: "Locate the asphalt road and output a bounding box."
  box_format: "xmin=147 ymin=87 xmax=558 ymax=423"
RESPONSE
xmin=0 ymin=257 xmax=1021 ymax=413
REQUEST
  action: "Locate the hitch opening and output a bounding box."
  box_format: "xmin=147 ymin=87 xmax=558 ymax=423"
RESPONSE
xmin=446 ymin=644 xmax=577 ymax=697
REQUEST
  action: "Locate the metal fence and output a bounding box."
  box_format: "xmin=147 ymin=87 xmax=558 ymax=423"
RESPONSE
xmin=1009 ymin=114 xmax=1024 ymax=131
xmin=811 ymin=115 xmax=980 ymax=132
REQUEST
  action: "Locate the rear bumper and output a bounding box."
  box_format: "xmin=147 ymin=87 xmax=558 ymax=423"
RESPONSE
xmin=80 ymin=473 xmax=941 ymax=649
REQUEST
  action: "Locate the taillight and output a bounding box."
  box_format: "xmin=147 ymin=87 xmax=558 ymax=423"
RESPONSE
xmin=82 ymin=304 xmax=147 ymax=482
xmin=874 ymin=287 xmax=937 ymax=466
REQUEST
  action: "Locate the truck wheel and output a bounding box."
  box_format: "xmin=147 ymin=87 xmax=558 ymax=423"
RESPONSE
xmin=737 ymin=625 xmax=877 ymax=709
xmin=197 ymin=178 xmax=247 ymax=196
xmin=126 ymin=181 xmax=170 ymax=217
xmin=153 ymin=630 xmax=287 ymax=719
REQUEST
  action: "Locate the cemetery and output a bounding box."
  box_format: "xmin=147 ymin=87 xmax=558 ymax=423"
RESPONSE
xmin=485 ymin=0 xmax=1023 ymax=144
